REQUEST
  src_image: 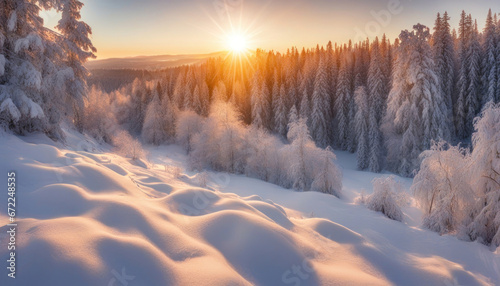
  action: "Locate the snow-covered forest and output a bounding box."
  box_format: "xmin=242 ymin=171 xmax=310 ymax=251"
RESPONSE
xmin=87 ymin=10 xmax=499 ymax=175
xmin=1 ymin=2 xmax=500 ymax=282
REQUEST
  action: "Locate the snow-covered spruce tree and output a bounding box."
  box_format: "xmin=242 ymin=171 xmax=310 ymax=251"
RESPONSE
xmin=465 ymin=19 xmax=482 ymax=136
xmin=250 ymin=72 xmax=270 ymax=129
xmin=367 ymin=38 xmax=386 ymax=172
xmin=212 ymin=81 xmax=227 ymax=103
xmin=311 ymin=146 xmax=342 ymax=198
xmin=56 ymin=0 xmax=96 ymax=132
xmin=271 ymin=79 xmax=280 ymax=131
xmin=353 ymin=41 xmax=369 ymax=89
xmin=230 ymin=80 xmax=247 ymax=119
xmin=183 ymin=67 xmax=196 ymax=110
xmin=368 ymin=107 xmax=383 ymax=173
xmin=161 ymin=87 xmax=177 ymax=139
xmin=455 ymin=11 xmax=472 ymax=139
xmin=0 ymin=1 xmax=57 ymax=136
xmin=288 ymin=104 xmax=298 ymax=126
xmin=380 ymin=34 xmax=392 ymax=98
xmin=285 ymin=117 xmax=315 ymax=191
xmin=326 ymin=41 xmax=338 ymax=107
xmin=383 ymin=24 xmax=450 ymax=177
xmin=431 ymin=12 xmax=454 ymax=123
xmin=335 ymin=53 xmax=353 ymax=150
xmin=191 ymin=85 xmax=202 ymax=115
xmin=172 ymin=72 xmax=185 ymax=109
xmin=299 ymin=85 xmax=310 ymax=124
xmin=482 ymin=9 xmax=498 ymax=104
xmin=367 ymin=176 xmax=405 ymax=222
xmin=497 ymin=15 xmax=500 ymax=104
xmin=311 ymin=58 xmax=330 ymax=147
xmin=127 ymin=78 xmax=149 ymax=134
xmin=142 ymin=90 xmax=169 ymax=145
xmin=455 ymin=12 xmax=482 ymax=139
xmin=273 ymin=84 xmax=288 ymax=137
xmin=354 ymin=86 xmax=369 ymax=170
xmin=175 ymin=110 xmax=203 ymax=153
xmin=412 ymin=141 xmax=473 ymax=234
xmin=465 ymin=103 xmax=500 ymax=248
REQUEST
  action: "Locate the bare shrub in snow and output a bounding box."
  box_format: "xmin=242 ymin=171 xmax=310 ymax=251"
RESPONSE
xmin=113 ymin=130 xmax=146 ymax=160
xmin=366 ymin=176 xmax=405 ymax=222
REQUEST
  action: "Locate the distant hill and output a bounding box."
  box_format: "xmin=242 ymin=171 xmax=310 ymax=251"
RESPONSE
xmin=85 ymin=51 xmax=228 ymax=70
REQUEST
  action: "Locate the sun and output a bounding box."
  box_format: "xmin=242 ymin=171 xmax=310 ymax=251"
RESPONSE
xmin=227 ymin=34 xmax=248 ymax=53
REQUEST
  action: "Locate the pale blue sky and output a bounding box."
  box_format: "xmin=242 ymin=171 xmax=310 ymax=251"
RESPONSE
xmin=42 ymin=0 xmax=500 ymax=59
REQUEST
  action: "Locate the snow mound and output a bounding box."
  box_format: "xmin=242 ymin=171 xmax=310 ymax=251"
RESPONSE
xmin=0 ymin=131 xmax=498 ymax=285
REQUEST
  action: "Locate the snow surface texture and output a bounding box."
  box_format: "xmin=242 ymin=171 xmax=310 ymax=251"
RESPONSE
xmin=0 ymin=130 xmax=499 ymax=286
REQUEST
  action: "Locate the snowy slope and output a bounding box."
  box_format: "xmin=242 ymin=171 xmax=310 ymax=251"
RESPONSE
xmin=0 ymin=130 xmax=499 ymax=286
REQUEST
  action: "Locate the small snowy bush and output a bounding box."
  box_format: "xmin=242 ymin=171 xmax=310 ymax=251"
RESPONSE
xmin=176 ymin=110 xmax=203 ymax=153
xmin=310 ymin=147 xmax=342 ymax=197
xmin=169 ymin=166 xmax=183 ymax=179
xmin=197 ymin=171 xmax=209 ymax=188
xmin=113 ymin=130 xmax=146 ymax=160
xmin=142 ymin=92 xmax=170 ymax=145
xmin=182 ymin=102 xmax=343 ymax=196
xmin=355 ymin=190 xmax=368 ymax=205
xmin=366 ymin=176 xmax=405 ymax=222
xmin=83 ymin=87 xmax=118 ymax=143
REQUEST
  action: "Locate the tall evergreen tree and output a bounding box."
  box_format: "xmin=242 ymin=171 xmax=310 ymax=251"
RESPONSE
xmin=0 ymin=0 xmax=96 ymax=137
xmin=335 ymin=53 xmax=353 ymax=150
xmin=273 ymin=84 xmax=288 ymax=137
xmin=455 ymin=11 xmax=473 ymax=139
xmin=482 ymin=9 xmax=498 ymax=104
xmin=384 ymin=24 xmax=449 ymax=176
xmin=354 ymin=86 xmax=369 ymax=170
xmin=431 ymin=12 xmax=455 ymax=126
xmin=367 ymin=38 xmax=385 ymax=172
xmin=466 ymin=19 xmax=483 ymax=135
xmin=311 ymin=58 xmax=330 ymax=147
xmin=251 ymin=72 xmax=270 ymax=129
xmin=142 ymin=90 xmax=169 ymax=145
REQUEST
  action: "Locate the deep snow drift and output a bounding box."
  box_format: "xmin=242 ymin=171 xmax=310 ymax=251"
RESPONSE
xmin=0 ymin=130 xmax=499 ymax=286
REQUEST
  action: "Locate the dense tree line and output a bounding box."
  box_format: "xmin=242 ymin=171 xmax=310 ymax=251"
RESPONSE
xmin=103 ymin=9 xmax=500 ymax=177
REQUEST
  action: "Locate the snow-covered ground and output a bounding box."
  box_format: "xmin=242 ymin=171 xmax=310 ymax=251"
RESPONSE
xmin=1 ymin=129 xmax=499 ymax=285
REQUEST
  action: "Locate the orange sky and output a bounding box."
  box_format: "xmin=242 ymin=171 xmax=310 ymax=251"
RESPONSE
xmin=42 ymin=0 xmax=499 ymax=59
